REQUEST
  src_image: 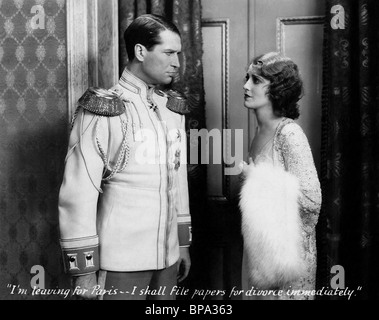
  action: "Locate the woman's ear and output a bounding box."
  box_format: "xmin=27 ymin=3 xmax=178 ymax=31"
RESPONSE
xmin=264 ymin=84 xmax=270 ymax=96
xmin=134 ymin=44 xmax=146 ymax=62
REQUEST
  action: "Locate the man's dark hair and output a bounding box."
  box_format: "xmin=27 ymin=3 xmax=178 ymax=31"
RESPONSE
xmin=124 ymin=14 xmax=181 ymax=61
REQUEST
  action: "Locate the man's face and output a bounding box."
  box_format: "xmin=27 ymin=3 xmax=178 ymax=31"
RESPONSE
xmin=140 ymin=30 xmax=182 ymax=85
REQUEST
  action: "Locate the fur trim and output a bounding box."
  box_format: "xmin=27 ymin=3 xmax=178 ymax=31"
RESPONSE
xmin=239 ymin=162 xmax=306 ymax=289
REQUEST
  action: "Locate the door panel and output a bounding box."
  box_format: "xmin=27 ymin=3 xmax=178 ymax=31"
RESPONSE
xmin=202 ymin=0 xmax=249 ymax=299
xmin=200 ymin=0 xmax=324 ymax=299
xmin=250 ymin=0 xmax=325 ymax=172
xmin=202 ymin=0 xmax=249 ymax=201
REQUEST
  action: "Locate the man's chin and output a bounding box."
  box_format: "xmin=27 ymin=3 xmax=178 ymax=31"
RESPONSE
xmin=162 ymin=77 xmax=174 ymax=85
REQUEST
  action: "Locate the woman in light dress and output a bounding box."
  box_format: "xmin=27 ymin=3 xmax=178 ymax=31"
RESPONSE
xmin=240 ymin=52 xmax=322 ymax=300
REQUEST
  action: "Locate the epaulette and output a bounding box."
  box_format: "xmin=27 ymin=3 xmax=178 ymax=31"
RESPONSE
xmin=78 ymin=87 xmax=125 ymax=116
xmin=155 ymin=89 xmax=191 ymax=115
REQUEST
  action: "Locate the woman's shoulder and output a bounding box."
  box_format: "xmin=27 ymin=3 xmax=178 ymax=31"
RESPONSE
xmin=276 ymin=118 xmax=309 ymax=148
xmin=278 ymin=119 xmax=305 ymax=137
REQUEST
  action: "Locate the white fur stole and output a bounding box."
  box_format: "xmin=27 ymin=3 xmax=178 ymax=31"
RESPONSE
xmin=239 ymin=162 xmax=306 ymax=289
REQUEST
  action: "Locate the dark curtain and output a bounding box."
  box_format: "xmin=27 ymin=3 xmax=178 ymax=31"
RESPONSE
xmin=321 ymin=0 xmax=379 ymax=300
xmin=118 ymin=0 xmax=208 ymax=296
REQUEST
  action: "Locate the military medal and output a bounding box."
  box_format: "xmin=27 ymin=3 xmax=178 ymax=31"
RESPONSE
xmin=174 ymin=149 xmax=181 ymax=171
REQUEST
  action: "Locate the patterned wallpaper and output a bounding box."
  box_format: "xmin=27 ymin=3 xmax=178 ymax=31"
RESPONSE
xmin=0 ymin=0 xmax=68 ymax=300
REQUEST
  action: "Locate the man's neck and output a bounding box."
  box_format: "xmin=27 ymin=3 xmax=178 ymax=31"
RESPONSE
xmin=126 ymin=63 xmax=155 ymax=88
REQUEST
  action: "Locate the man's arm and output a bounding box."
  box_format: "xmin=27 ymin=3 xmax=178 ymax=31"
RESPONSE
xmin=176 ymin=115 xmax=192 ymax=282
xmin=59 ymin=108 xmax=108 ymax=297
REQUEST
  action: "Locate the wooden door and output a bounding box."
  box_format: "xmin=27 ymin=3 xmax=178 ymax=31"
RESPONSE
xmin=200 ymin=0 xmax=324 ymax=300
xmin=249 ymin=0 xmax=325 ymax=172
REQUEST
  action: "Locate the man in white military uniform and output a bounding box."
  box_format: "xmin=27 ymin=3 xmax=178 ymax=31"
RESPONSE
xmin=58 ymin=14 xmax=191 ymax=300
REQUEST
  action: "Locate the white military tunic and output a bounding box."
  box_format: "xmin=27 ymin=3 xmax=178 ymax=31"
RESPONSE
xmin=59 ymin=68 xmax=191 ymax=275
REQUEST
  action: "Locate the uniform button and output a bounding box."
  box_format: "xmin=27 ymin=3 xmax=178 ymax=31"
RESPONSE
xmin=69 ymin=256 xmax=76 ymax=262
xmin=86 ymin=254 xmax=93 ymax=260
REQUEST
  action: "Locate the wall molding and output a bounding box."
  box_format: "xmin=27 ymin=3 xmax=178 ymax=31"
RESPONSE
xmin=201 ymin=18 xmax=231 ymax=202
xmin=66 ymin=0 xmax=119 ymax=123
xmin=276 ymin=16 xmax=325 ymax=53
xmin=66 ymin=0 xmax=89 ymax=122
xmin=88 ymin=0 xmax=99 ymax=87
xmin=94 ymin=0 xmax=119 ymax=88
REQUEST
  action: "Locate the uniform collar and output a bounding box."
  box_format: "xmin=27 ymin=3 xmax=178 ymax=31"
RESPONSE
xmin=119 ymin=68 xmax=155 ymax=101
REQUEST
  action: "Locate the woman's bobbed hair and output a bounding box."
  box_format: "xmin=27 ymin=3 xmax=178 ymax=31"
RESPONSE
xmin=250 ymin=52 xmax=303 ymax=120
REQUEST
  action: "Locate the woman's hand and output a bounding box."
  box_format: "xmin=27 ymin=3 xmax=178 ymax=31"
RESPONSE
xmin=239 ymin=157 xmax=253 ymax=178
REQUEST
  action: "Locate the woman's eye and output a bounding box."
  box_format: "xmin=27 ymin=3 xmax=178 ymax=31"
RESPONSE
xmin=245 ymin=74 xmax=261 ymax=84
xmin=252 ymin=76 xmax=260 ymax=84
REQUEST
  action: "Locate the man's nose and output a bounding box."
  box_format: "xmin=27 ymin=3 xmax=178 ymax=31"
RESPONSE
xmin=172 ymin=54 xmax=180 ymax=68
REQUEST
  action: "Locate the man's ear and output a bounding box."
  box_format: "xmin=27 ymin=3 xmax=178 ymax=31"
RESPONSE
xmin=134 ymin=44 xmax=146 ymax=62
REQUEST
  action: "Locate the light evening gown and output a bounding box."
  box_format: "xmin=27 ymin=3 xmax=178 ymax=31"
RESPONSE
xmin=242 ymin=118 xmax=322 ymax=300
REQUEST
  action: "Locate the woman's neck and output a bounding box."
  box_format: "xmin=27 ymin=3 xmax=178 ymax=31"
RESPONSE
xmin=255 ymin=108 xmax=284 ymax=133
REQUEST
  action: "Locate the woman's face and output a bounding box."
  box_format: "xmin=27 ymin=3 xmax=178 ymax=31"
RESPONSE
xmin=243 ymin=65 xmax=271 ymax=110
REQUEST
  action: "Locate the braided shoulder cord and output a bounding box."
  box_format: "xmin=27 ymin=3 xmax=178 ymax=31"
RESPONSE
xmin=70 ymin=106 xmax=82 ymax=131
xmin=95 ymin=117 xmax=112 ymax=171
xmin=95 ymin=114 xmax=131 ymax=181
xmin=80 ymin=115 xmax=103 ymax=194
xmin=103 ymin=117 xmax=131 ymax=180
